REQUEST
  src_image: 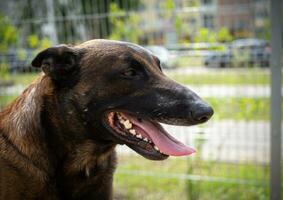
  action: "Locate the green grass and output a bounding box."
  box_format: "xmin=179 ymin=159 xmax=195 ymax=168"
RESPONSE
xmin=0 ymin=95 xmax=17 ymax=108
xmin=2 ymin=72 xmax=39 ymax=85
xmin=174 ymin=56 xmax=203 ymax=67
xmin=206 ymin=97 xmax=272 ymax=120
xmin=114 ymin=156 xmax=269 ymax=200
xmin=167 ymin=70 xmax=269 ymax=85
xmin=0 ymin=73 xmax=39 ymax=109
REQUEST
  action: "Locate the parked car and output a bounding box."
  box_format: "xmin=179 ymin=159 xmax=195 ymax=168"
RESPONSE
xmin=0 ymin=49 xmax=37 ymax=73
xmin=204 ymin=38 xmax=270 ymax=68
xmin=229 ymin=38 xmax=270 ymax=67
xmin=204 ymin=51 xmax=233 ymax=68
xmin=144 ymin=45 xmax=177 ymax=69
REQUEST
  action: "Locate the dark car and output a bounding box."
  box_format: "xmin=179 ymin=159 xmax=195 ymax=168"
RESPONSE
xmin=204 ymin=51 xmax=233 ymax=68
xmin=230 ymin=38 xmax=270 ymax=67
xmin=0 ymin=49 xmax=37 ymax=73
xmin=204 ymin=39 xmax=270 ymax=68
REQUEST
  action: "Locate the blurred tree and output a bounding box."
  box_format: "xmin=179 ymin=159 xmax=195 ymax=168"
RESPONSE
xmin=80 ymin=0 xmax=141 ymax=40
xmin=108 ymin=3 xmax=142 ymax=43
xmin=194 ymin=27 xmax=233 ymax=43
xmin=0 ymin=15 xmax=18 ymax=53
xmin=160 ymin=0 xmax=175 ymax=18
xmin=1 ymin=0 xmax=142 ymax=44
xmin=27 ymin=35 xmax=39 ymax=49
xmin=160 ymin=0 xmax=190 ymax=43
xmin=194 ymin=27 xmax=211 ymax=43
xmin=27 ymin=34 xmax=52 ymax=50
xmin=217 ymin=27 xmax=233 ymax=43
xmin=0 ymin=15 xmax=17 ymax=79
xmin=257 ymin=19 xmax=270 ymax=41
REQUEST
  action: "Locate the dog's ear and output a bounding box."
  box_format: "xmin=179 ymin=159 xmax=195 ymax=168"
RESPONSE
xmin=31 ymin=45 xmax=81 ymax=80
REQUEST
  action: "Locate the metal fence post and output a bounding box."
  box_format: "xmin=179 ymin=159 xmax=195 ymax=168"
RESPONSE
xmin=45 ymin=0 xmax=58 ymax=44
xmin=270 ymin=0 xmax=282 ymax=199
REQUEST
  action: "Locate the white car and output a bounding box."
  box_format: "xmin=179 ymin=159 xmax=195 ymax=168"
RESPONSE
xmin=144 ymin=45 xmax=177 ymax=69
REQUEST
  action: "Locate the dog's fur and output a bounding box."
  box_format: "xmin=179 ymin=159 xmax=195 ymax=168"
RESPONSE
xmin=0 ymin=40 xmax=212 ymax=199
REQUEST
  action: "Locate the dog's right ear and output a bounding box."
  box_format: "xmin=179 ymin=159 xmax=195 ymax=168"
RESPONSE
xmin=31 ymin=45 xmax=81 ymax=80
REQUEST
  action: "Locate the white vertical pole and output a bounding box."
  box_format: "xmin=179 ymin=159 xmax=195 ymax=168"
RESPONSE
xmin=45 ymin=0 xmax=58 ymax=44
xmin=270 ymin=0 xmax=282 ymax=199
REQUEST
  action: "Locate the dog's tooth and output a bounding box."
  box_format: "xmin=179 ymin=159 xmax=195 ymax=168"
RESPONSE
xmin=136 ymin=134 xmax=142 ymax=139
xmin=154 ymin=146 xmax=159 ymax=151
xmin=117 ymin=114 xmax=123 ymax=120
xmin=129 ymin=129 xmax=136 ymax=135
xmin=123 ymin=120 xmax=132 ymax=129
xmin=143 ymin=138 xmax=148 ymax=142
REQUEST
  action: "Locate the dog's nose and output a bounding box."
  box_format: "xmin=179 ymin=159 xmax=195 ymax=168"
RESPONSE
xmin=191 ymin=103 xmax=214 ymax=122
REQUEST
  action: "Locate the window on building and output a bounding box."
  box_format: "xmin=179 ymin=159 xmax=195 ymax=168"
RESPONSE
xmin=202 ymin=0 xmax=212 ymax=5
xmin=203 ymin=14 xmax=214 ymax=28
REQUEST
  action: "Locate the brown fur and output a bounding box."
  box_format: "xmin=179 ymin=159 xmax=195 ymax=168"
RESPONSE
xmin=0 ymin=39 xmax=213 ymax=200
xmin=0 ymin=74 xmax=116 ymax=199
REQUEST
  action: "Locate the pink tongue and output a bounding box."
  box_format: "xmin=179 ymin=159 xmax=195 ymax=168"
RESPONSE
xmin=124 ymin=114 xmax=196 ymax=156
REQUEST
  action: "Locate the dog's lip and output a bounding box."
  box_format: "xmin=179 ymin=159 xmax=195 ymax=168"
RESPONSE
xmin=102 ymin=110 xmax=168 ymax=160
xmin=102 ymin=110 xmax=196 ymax=159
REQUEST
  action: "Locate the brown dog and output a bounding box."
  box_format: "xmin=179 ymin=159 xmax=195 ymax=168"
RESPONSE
xmin=0 ymin=40 xmax=213 ymax=199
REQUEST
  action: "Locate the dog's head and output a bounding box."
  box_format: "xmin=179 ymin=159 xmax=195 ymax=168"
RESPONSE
xmin=32 ymin=39 xmax=213 ymax=160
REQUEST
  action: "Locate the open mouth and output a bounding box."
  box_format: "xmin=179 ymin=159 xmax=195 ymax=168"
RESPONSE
xmin=104 ymin=111 xmax=195 ymax=160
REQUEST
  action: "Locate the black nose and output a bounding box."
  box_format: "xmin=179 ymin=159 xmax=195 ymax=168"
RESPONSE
xmin=191 ymin=103 xmax=214 ymax=122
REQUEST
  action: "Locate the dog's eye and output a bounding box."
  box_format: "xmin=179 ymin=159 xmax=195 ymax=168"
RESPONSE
xmin=122 ymin=69 xmax=137 ymax=77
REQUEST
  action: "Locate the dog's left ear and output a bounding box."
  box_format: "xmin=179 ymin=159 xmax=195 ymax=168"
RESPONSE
xmin=31 ymin=45 xmax=81 ymax=80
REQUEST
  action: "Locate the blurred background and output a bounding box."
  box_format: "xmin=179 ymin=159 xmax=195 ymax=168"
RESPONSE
xmin=0 ymin=0 xmax=281 ymax=199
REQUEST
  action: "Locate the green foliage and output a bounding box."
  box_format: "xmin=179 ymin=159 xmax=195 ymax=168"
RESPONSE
xmin=0 ymin=15 xmax=18 ymax=52
xmin=190 ymin=0 xmax=199 ymax=7
xmin=160 ymin=0 xmax=175 ymax=15
xmin=39 ymin=37 xmax=52 ymax=49
xmin=27 ymin=35 xmax=39 ymax=49
xmin=109 ymin=3 xmax=142 ymax=43
xmin=257 ymin=19 xmax=270 ymax=41
xmin=0 ymin=15 xmax=17 ymax=78
xmin=174 ymin=15 xmax=182 ymax=34
xmin=160 ymin=0 xmax=191 ymax=43
xmin=217 ymin=27 xmax=233 ymax=42
xmin=0 ymin=62 xmax=9 ymax=80
xmin=0 ymin=15 xmax=51 ymax=75
xmin=194 ymin=27 xmax=233 ymax=43
xmin=174 ymin=15 xmax=191 ymax=43
xmin=194 ymin=27 xmax=217 ymax=43
xmin=27 ymin=34 xmax=52 ymax=50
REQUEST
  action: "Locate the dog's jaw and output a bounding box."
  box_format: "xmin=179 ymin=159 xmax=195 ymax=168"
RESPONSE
xmin=102 ymin=111 xmax=196 ymax=160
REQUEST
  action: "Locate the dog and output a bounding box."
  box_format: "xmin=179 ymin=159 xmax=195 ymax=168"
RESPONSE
xmin=0 ymin=39 xmax=213 ymax=199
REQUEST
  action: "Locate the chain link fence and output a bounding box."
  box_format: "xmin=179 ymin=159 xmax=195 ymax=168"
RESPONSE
xmin=0 ymin=0 xmax=281 ymax=199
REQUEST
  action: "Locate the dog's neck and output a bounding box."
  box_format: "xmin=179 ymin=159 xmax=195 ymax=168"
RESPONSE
xmin=0 ymin=75 xmax=116 ymax=179
xmin=0 ymin=75 xmax=51 ymax=169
